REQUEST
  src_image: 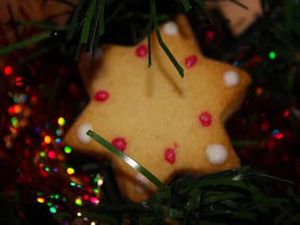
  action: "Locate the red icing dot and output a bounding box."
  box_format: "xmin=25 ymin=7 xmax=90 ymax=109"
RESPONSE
xmin=184 ymin=55 xmax=198 ymax=68
xmin=199 ymin=111 xmax=212 ymax=127
xmin=94 ymin=90 xmax=109 ymax=102
xmin=164 ymin=148 xmax=176 ymax=164
xmin=135 ymin=44 xmax=148 ymax=58
xmin=112 ymin=138 xmax=127 ymax=151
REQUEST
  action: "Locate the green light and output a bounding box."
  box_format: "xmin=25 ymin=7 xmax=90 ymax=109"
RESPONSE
xmin=47 ymin=202 xmax=53 ymax=207
xmin=49 ymin=207 xmax=57 ymax=214
xmin=45 ymin=167 xmax=50 ymax=172
xmin=64 ymin=146 xmax=72 ymax=154
xmin=75 ymin=198 xmax=83 ymax=206
xmin=70 ymin=182 xmax=76 ymax=187
xmin=268 ymin=51 xmax=277 ymax=60
xmin=40 ymin=151 xmax=46 ymax=158
xmin=11 ymin=117 xmax=18 ymax=128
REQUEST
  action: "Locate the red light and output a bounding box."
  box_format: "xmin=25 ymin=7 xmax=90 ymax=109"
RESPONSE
xmin=47 ymin=151 xmax=57 ymax=159
xmin=4 ymin=66 xmax=13 ymax=76
xmin=273 ymin=132 xmax=284 ymax=140
xmin=15 ymin=76 xmax=23 ymax=87
xmin=283 ymin=110 xmax=290 ymax=118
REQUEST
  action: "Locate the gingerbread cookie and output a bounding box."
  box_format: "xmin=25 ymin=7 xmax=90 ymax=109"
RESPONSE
xmin=64 ymin=15 xmax=251 ymax=202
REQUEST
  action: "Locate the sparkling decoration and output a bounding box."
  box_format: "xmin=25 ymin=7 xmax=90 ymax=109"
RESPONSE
xmin=64 ymin=146 xmax=72 ymax=154
xmin=66 ymin=167 xmax=75 ymax=175
xmin=75 ymin=198 xmax=83 ymax=206
xmin=49 ymin=207 xmax=57 ymax=214
xmin=57 ymin=117 xmax=66 ymax=126
xmin=4 ymin=65 xmax=13 ymax=76
xmin=268 ymin=51 xmax=277 ymax=60
xmin=44 ymin=135 xmax=52 ymax=144
xmin=37 ymin=197 xmax=45 ymax=204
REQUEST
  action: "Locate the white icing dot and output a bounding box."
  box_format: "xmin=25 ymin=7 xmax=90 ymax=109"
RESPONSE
xmin=205 ymin=144 xmax=228 ymax=165
xmin=162 ymin=22 xmax=179 ymax=36
xmin=77 ymin=122 xmax=92 ymax=143
xmin=223 ymin=70 xmax=240 ymax=87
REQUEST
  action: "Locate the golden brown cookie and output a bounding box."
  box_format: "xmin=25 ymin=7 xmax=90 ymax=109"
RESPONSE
xmin=64 ymin=15 xmax=251 ymax=202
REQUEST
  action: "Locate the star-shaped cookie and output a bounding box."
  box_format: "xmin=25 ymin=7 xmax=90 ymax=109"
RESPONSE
xmin=64 ymin=15 xmax=251 ymax=202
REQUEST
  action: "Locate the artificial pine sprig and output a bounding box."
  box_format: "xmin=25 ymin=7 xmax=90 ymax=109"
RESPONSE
xmin=83 ymin=130 xmax=300 ymax=225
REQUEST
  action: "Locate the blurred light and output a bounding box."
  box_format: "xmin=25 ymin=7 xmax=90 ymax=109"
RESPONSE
xmin=15 ymin=76 xmax=23 ymax=87
xmin=47 ymin=151 xmax=56 ymax=159
xmin=44 ymin=135 xmax=51 ymax=144
xmin=11 ymin=117 xmax=19 ymax=128
xmin=64 ymin=146 xmax=72 ymax=154
xmin=37 ymin=197 xmax=45 ymax=204
xmin=40 ymin=151 xmax=46 ymax=158
xmin=4 ymin=66 xmax=13 ymax=76
xmin=44 ymin=167 xmax=50 ymax=172
xmin=83 ymin=195 xmax=89 ymax=201
xmin=77 ymin=212 xmax=82 ymax=217
xmin=58 ymin=117 xmax=66 ymax=126
xmin=90 ymin=197 xmax=100 ymax=205
xmin=268 ymin=51 xmax=277 ymax=60
xmin=91 ymin=222 xmax=96 ymax=225
xmin=255 ymin=87 xmax=263 ymax=96
xmin=70 ymin=182 xmax=76 ymax=187
xmin=283 ymin=110 xmax=290 ymax=118
xmin=55 ymin=138 xmax=62 ymax=144
xmin=8 ymin=105 xmax=22 ymax=114
xmin=49 ymin=207 xmax=57 ymax=214
xmin=75 ymin=198 xmax=83 ymax=206
xmin=56 ymin=129 xmax=63 ymax=136
xmin=272 ymin=129 xmax=284 ymax=140
xmin=67 ymin=167 xmax=75 ymax=175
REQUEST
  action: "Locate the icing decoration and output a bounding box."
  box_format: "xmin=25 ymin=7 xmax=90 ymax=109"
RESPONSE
xmin=205 ymin=144 xmax=228 ymax=165
xmin=77 ymin=122 xmax=92 ymax=143
xmin=94 ymin=90 xmax=109 ymax=102
xmin=184 ymin=55 xmax=198 ymax=68
xmin=162 ymin=22 xmax=179 ymax=36
xmin=223 ymin=70 xmax=240 ymax=87
xmin=164 ymin=148 xmax=176 ymax=164
xmin=135 ymin=44 xmax=148 ymax=58
xmin=112 ymin=137 xmax=127 ymax=151
xmin=199 ymin=111 xmax=212 ymax=127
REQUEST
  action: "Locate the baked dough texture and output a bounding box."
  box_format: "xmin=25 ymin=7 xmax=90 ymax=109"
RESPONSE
xmin=64 ymin=15 xmax=251 ymax=202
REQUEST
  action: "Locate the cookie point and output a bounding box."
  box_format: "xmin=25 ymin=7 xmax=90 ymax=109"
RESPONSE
xmin=112 ymin=137 xmax=127 ymax=151
xmin=77 ymin=122 xmax=92 ymax=143
xmin=223 ymin=70 xmax=240 ymax=87
xmin=205 ymin=144 xmax=228 ymax=165
xmin=162 ymin=22 xmax=179 ymax=36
